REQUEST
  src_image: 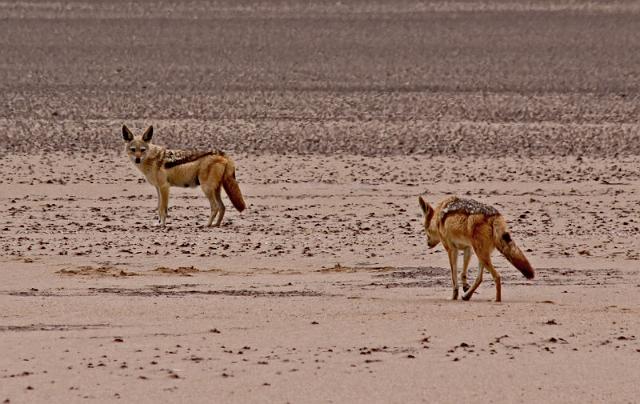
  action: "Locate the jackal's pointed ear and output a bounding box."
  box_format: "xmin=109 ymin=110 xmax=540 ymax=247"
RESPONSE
xmin=418 ymin=196 xmax=432 ymax=216
xmin=142 ymin=125 xmax=153 ymax=142
xmin=122 ymin=125 xmax=133 ymax=141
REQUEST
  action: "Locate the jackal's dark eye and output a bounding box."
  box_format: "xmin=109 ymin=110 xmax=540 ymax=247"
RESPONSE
xmin=140 ymin=147 xmax=146 ymax=152
xmin=130 ymin=147 xmax=136 ymax=152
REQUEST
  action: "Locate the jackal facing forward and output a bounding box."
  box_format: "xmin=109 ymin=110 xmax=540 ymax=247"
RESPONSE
xmin=122 ymin=125 xmax=246 ymax=227
xmin=419 ymin=196 xmax=534 ymax=302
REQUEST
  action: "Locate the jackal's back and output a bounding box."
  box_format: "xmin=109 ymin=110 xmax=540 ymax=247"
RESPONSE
xmin=163 ymin=149 xmax=215 ymax=169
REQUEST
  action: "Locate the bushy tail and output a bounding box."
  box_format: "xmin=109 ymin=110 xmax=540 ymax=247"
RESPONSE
xmin=222 ymin=158 xmax=246 ymax=212
xmin=493 ymin=216 xmax=534 ymax=279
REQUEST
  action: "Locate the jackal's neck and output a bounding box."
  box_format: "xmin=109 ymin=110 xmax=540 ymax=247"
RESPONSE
xmin=150 ymin=143 xmax=165 ymax=156
xmin=135 ymin=143 xmax=165 ymax=174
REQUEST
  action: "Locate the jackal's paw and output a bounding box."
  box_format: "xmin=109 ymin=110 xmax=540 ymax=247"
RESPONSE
xmin=452 ymin=288 xmax=459 ymax=300
xmin=462 ymin=285 xmax=470 ymax=293
xmin=462 ymin=292 xmax=472 ymax=301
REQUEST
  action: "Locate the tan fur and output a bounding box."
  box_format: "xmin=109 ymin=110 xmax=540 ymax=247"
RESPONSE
xmin=419 ymin=196 xmax=534 ymax=302
xmin=122 ymin=124 xmax=246 ymax=227
xmin=221 ymin=158 xmax=246 ymax=212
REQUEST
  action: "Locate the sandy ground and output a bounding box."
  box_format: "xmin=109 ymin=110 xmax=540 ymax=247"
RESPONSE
xmin=2 ymin=1 xmax=640 ymax=403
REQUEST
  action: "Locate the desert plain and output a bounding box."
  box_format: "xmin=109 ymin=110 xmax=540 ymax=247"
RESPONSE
xmin=1 ymin=1 xmax=640 ymax=403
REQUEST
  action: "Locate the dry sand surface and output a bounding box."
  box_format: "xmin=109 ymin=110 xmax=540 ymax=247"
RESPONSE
xmin=1 ymin=1 xmax=640 ymax=403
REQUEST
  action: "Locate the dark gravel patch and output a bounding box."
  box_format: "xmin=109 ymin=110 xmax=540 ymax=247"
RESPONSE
xmin=2 ymin=1 xmax=640 ymax=157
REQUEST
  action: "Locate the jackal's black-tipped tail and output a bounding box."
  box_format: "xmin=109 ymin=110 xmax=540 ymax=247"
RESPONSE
xmin=222 ymin=158 xmax=246 ymax=212
xmin=493 ymin=216 xmax=534 ymax=279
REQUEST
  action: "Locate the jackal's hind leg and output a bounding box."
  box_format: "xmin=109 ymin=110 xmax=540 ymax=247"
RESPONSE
xmin=446 ymin=247 xmax=459 ymax=300
xmin=203 ymin=185 xmax=225 ymax=227
xmin=462 ymin=264 xmax=484 ymax=301
xmin=212 ymin=187 xmax=225 ymax=227
xmin=484 ymin=262 xmax=502 ymax=303
xmin=202 ymin=187 xmax=219 ymax=227
xmin=206 ymin=199 xmax=218 ymax=227
xmin=462 ymin=247 xmax=472 ymax=292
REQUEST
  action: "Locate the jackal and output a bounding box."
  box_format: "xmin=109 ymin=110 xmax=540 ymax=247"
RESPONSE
xmin=122 ymin=125 xmax=246 ymax=227
xmin=419 ymin=196 xmax=534 ymax=302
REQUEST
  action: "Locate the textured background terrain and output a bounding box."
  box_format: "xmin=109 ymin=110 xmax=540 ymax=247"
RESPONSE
xmin=2 ymin=0 xmax=640 ymax=156
xmin=1 ymin=1 xmax=640 ymax=403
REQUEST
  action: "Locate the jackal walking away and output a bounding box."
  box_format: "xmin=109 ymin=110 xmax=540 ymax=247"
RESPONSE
xmin=122 ymin=125 xmax=246 ymax=227
xmin=419 ymin=196 xmax=534 ymax=302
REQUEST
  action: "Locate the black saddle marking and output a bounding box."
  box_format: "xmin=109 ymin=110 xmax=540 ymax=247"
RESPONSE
xmin=163 ymin=150 xmax=214 ymax=169
xmin=439 ymin=197 xmax=500 ymax=223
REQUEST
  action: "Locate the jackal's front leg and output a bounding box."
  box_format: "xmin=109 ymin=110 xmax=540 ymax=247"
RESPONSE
xmin=446 ymin=247 xmax=459 ymax=300
xmin=158 ymin=186 xmax=169 ymax=226
xmin=154 ymin=187 xmax=163 ymax=225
